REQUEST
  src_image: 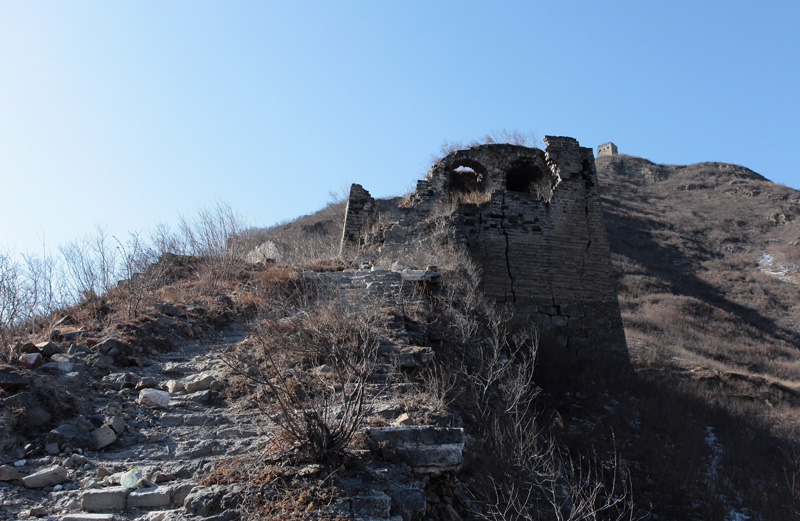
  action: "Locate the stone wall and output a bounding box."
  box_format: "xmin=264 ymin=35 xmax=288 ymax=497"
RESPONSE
xmin=340 ymin=136 xmax=627 ymax=361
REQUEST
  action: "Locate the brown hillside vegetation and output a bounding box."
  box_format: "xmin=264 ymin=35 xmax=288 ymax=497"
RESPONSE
xmin=594 ymin=154 xmax=800 ymax=519
xmin=598 ymin=155 xmax=800 ymax=403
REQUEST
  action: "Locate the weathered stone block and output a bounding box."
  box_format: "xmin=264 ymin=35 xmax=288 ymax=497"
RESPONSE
xmin=23 ymin=465 xmax=67 ymax=488
xmin=127 ymin=486 xmax=172 ymax=509
xmin=365 ymin=426 xmax=464 ymax=473
xmin=0 ymin=465 xmax=21 ymax=481
xmin=82 ymin=487 xmax=129 ymax=512
xmin=92 ymin=425 xmax=117 ymax=449
xmin=139 ymin=389 xmax=171 ymax=408
xmin=183 ymin=374 xmax=214 ymax=393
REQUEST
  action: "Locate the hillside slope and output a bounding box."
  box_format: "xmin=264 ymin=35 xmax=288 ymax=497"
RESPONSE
xmin=592 ymin=155 xmax=800 ymax=519
xmin=598 ymin=155 xmax=800 ymax=398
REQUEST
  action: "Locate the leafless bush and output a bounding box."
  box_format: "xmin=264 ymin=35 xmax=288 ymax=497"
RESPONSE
xmin=114 ymin=232 xmax=175 ymax=318
xmin=60 ymin=225 xmax=119 ymax=300
xmin=477 ymin=442 xmax=636 ymax=521
xmin=225 ymin=290 xmax=381 ymax=466
xmin=0 ymin=248 xmax=67 ymax=361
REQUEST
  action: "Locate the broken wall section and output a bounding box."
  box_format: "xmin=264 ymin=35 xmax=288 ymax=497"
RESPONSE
xmin=340 ymin=137 xmax=628 ymax=363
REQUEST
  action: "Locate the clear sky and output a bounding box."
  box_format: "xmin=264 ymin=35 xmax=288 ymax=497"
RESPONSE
xmin=1 ymin=1 xmax=798 ymax=254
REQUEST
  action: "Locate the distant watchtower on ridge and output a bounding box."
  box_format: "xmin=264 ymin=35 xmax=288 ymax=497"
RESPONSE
xmin=597 ymin=142 xmax=618 ymax=157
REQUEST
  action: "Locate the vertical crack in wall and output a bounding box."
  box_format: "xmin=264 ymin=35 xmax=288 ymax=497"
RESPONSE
xmin=500 ymin=192 xmax=517 ymax=302
xmin=581 ymin=199 xmax=592 ymax=284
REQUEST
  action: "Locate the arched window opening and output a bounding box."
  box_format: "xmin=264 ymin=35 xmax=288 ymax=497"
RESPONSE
xmin=506 ymin=160 xmax=553 ymax=201
xmin=447 ymin=160 xmax=489 ymax=204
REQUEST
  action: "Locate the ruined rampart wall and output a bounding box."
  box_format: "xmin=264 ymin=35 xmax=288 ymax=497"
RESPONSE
xmin=340 ymin=137 xmax=627 ymax=361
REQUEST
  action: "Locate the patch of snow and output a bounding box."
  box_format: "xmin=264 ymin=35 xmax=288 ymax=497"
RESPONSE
xmin=758 ymin=251 xmax=800 ymax=286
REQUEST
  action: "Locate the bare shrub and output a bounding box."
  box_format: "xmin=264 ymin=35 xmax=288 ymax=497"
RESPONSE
xmin=60 ymin=225 xmax=119 ymax=301
xmin=225 ymin=289 xmax=381 ymax=466
xmin=430 ymin=129 xmax=541 ymax=164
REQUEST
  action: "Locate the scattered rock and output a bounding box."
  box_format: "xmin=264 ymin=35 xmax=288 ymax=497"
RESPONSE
xmin=108 ymin=415 xmax=127 ymax=435
xmin=139 ymin=389 xmax=171 ymax=408
xmin=135 ymin=377 xmax=158 ymax=390
xmin=69 ymin=343 xmax=92 ymax=355
xmin=164 ymin=379 xmax=184 ymax=393
xmin=183 ymin=373 xmax=215 ymax=393
xmin=15 ymin=341 xmax=39 ymax=354
xmin=0 ymin=465 xmax=21 ymax=481
xmin=94 ymin=338 xmax=124 ymax=355
xmin=18 ymin=352 xmax=43 ymax=369
xmin=87 ymin=354 xmax=114 ymax=370
xmin=92 ymin=425 xmax=117 ymax=449
xmin=36 ymin=341 xmax=62 ymax=356
xmin=23 ymin=465 xmax=68 ymax=488
xmin=185 ymin=389 xmax=212 ymax=403
xmin=170 ymin=482 xmax=195 ymax=506
xmin=47 ymin=424 xmax=94 ymax=449
xmin=103 ymin=372 xmax=136 ymax=389
xmin=395 ymin=413 xmax=414 ymax=426
xmin=148 ymin=471 xmax=175 ymax=483
xmin=51 ymin=353 xmax=78 ymax=364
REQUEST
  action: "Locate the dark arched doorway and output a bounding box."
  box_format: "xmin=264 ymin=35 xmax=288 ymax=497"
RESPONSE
xmin=506 ymin=159 xmax=553 ymax=201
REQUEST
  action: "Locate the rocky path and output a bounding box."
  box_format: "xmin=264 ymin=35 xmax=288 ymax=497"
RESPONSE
xmin=1 ymin=323 xmax=276 ymax=521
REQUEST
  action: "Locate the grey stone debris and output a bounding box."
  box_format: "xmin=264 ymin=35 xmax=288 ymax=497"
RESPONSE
xmin=164 ymin=379 xmax=185 ymax=393
xmin=23 ymin=465 xmax=68 ymax=488
xmin=0 ymin=465 xmax=21 ymax=481
xmin=108 ymin=415 xmax=127 ymax=435
xmin=183 ymin=373 xmax=214 ymax=393
xmin=92 ymin=425 xmax=118 ymax=449
xmin=47 ymin=424 xmax=94 ymax=449
xmin=139 ymin=388 xmax=171 ymax=408
xmin=36 ymin=341 xmax=62 ymax=356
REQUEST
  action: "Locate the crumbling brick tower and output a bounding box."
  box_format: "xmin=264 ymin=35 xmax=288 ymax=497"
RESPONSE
xmin=341 ymin=136 xmax=628 ymax=362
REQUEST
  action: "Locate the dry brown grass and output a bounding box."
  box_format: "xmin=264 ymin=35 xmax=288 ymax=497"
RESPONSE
xmin=594 ymin=154 xmax=800 ymax=519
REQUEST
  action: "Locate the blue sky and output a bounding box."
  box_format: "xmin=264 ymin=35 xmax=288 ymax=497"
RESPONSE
xmin=1 ymin=1 xmax=798 ymax=254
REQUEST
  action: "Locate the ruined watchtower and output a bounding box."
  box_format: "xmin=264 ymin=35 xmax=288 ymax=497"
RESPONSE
xmin=597 ymin=142 xmax=618 ymax=157
xmin=340 ymin=136 xmax=627 ymax=361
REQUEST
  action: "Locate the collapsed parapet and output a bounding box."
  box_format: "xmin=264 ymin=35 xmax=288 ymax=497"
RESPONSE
xmin=339 ymin=184 xmax=376 ymax=254
xmin=340 ymin=136 xmax=628 ymax=362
